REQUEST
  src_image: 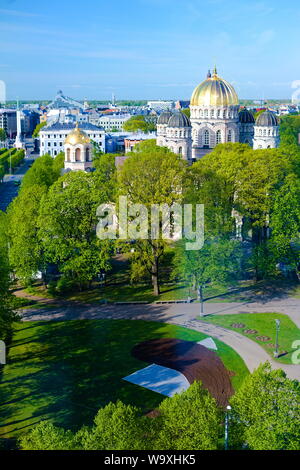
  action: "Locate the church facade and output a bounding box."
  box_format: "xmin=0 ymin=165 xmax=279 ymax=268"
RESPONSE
xmin=157 ymin=67 xmax=280 ymax=160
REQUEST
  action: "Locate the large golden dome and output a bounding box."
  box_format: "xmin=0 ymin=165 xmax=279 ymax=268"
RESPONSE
xmin=65 ymin=122 xmax=91 ymax=145
xmin=190 ymin=67 xmax=239 ymax=107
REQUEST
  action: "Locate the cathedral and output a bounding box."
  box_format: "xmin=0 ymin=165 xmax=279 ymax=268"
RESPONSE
xmin=156 ymin=67 xmax=280 ymax=160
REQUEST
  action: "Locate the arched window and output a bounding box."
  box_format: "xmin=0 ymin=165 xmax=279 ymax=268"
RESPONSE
xmin=85 ymin=148 xmax=90 ymax=162
xmin=228 ymin=130 xmax=232 ymax=142
xmin=204 ymin=130 xmax=209 ymax=147
xmin=204 ymin=109 xmax=208 ymax=118
xmin=75 ymin=148 xmax=81 ymax=162
xmin=223 ymin=110 xmax=226 ymax=119
xmin=217 ymin=109 xmax=221 ymax=118
xmin=67 ymin=148 xmax=71 ymax=162
xmin=263 ymin=129 xmax=266 ymax=136
xmin=216 ymin=130 xmax=221 ymax=144
xmin=268 ymin=129 xmax=271 ymax=135
xmin=178 ymin=147 xmax=182 ymax=155
xmin=211 ymin=109 xmax=214 ymax=118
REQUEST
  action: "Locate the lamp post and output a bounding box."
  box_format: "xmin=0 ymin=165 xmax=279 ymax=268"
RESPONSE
xmin=274 ymin=319 xmax=280 ymax=358
xmin=225 ymin=405 xmax=231 ymax=450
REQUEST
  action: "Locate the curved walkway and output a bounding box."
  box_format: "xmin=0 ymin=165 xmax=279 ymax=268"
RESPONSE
xmin=20 ymin=301 xmax=300 ymax=381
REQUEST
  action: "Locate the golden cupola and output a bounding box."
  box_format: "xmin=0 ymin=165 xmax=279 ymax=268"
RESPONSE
xmin=190 ymin=67 xmax=239 ymax=107
xmin=64 ymin=122 xmax=91 ymax=145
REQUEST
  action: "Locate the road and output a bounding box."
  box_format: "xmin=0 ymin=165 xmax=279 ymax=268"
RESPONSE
xmin=0 ymin=153 xmax=38 ymax=212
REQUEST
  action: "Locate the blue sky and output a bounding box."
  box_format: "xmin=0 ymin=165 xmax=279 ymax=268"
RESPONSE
xmin=0 ymin=0 xmax=300 ymax=100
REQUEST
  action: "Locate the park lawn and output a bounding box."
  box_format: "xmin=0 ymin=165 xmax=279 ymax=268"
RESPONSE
xmin=200 ymin=313 xmax=300 ymax=364
xmin=0 ymin=320 xmax=249 ymax=440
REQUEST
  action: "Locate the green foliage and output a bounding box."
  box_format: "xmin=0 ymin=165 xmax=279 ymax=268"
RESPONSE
xmin=78 ymin=401 xmax=147 ymax=450
xmin=154 ymin=381 xmax=221 ymax=450
xmin=187 ymin=141 xmax=300 ymax=280
xmin=21 ymin=154 xmax=61 ymax=190
xmin=118 ymin=141 xmax=186 ymax=294
xmin=0 ymin=128 xmax=7 ymax=142
xmin=7 ymin=185 xmax=47 ymax=285
xmin=174 ymin=238 xmax=243 ymax=290
xmin=38 ymin=171 xmax=112 ymax=289
xmin=32 ymin=121 xmax=47 ymax=138
xmin=93 ymin=152 xmax=118 ymax=202
xmin=19 ymin=422 xmax=75 ymax=450
xmin=19 ymin=381 xmax=221 ymax=451
xmin=52 ymin=151 xmax=65 ymax=175
xmin=0 ymin=212 xmax=18 ymax=340
xmin=230 ymin=363 xmax=300 ymax=450
xmin=0 ymin=148 xmax=21 ymax=173
xmin=123 ymin=115 xmax=156 ymax=133
xmin=0 ymin=164 xmax=4 ymax=182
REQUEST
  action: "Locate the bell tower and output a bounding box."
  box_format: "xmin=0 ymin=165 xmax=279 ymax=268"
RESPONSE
xmin=64 ymin=122 xmax=93 ymax=172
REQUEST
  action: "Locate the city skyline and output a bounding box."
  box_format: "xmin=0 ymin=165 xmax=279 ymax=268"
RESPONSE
xmin=1 ymin=0 xmax=300 ymax=100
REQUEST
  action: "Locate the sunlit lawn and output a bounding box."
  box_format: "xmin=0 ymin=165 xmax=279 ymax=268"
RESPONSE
xmin=0 ymin=319 xmax=249 ymax=440
xmin=200 ymin=313 xmax=300 ymax=364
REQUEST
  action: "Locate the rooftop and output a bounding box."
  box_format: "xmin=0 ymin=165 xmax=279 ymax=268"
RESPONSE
xmin=42 ymin=122 xmax=104 ymax=132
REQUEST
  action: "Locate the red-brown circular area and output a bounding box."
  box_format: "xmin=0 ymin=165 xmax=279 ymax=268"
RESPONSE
xmin=132 ymin=338 xmax=234 ymax=408
xmin=231 ymin=323 xmax=246 ymax=328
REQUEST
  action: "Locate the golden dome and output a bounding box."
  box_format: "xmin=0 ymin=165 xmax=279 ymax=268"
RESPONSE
xmin=65 ymin=122 xmax=91 ymax=145
xmin=190 ymin=67 xmax=239 ymax=107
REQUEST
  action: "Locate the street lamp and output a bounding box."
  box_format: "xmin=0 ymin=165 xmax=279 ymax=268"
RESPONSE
xmin=225 ymin=405 xmax=231 ymax=450
xmin=274 ymin=319 xmax=280 ymax=358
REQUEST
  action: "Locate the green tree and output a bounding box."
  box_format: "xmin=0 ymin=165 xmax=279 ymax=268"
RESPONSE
xmin=118 ymin=141 xmax=186 ymax=295
xmin=123 ymin=115 xmax=156 ymax=133
xmin=0 ymin=212 xmax=18 ymax=340
xmin=93 ymin=152 xmax=118 ymax=202
xmin=7 ymin=185 xmax=47 ymax=285
xmin=230 ymin=363 xmax=300 ymax=450
xmin=173 ymin=238 xmax=242 ymax=314
xmin=0 ymin=128 xmax=7 ymax=142
xmin=78 ymin=401 xmax=147 ymax=450
xmin=21 ymin=154 xmax=61 ymax=190
xmin=52 ymin=151 xmax=65 ymax=175
xmin=154 ymin=381 xmax=221 ymax=450
xmin=38 ymin=171 xmax=112 ymax=290
xmin=32 ymin=121 xmax=47 ymax=138
xmin=19 ymin=422 xmax=75 ymax=450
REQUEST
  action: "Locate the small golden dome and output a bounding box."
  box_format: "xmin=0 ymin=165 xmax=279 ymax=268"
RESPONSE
xmin=65 ymin=122 xmax=91 ymax=145
xmin=190 ymin=67 xmax=239 ymax=107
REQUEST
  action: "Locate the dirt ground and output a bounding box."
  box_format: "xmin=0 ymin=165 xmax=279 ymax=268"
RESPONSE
xmin=132 ymin=338 xmax=234 ymax=407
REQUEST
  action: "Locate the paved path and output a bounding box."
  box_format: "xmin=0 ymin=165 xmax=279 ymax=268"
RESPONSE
xmin=0 ymin=154 xmax=37 ymax=212
xmin=20 ymin=300 xmax=300 ymax=381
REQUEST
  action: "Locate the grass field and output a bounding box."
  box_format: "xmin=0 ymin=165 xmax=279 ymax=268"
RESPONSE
xmin=200 ymin=313 xmax=300 ymax=364
xmin=0 ymin=319 xmax=249 ymax=440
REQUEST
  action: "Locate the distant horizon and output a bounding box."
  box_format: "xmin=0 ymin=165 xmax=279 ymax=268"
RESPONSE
xmin=1 ymin=96 xmax=294 ymax=104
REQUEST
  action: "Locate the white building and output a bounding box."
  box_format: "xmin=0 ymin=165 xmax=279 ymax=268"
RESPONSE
xmin=98 ymin=114 xmax=131 ymax=131
xmin=147 ymin=100 xmax=175 ymax=112
xmin=64 ymin=123 xmax=93 ymax=172
xmin=157 ymin=67 xmax=280 ymax=159
xmin=253 ymin=111 xmax=280 ymax=149
xmin=40 ymin=122 xmax=105 ymax=157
